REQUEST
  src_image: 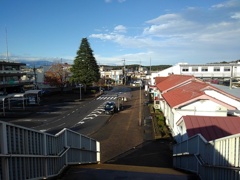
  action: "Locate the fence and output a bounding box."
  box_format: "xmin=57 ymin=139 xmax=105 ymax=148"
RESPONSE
xmin=173 ymin=133 xmax=240 ymax=180
xmin=0 ymin=120 xmax=100 ymax=180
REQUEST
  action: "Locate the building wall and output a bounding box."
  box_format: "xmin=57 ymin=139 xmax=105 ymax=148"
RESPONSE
xmin=181 ymin=100 xmax=228 ymax=116
xmin=204 ymin=89 xmax=240 ymax=110
xmin=150 ymin=62 xmax=240 ymax=86
xmin=162 ymin=99 xmax=228 ymax=139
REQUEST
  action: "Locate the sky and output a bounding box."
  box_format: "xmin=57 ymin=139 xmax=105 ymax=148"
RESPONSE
xmin=0 ymin=0 xmax=240 ymax=66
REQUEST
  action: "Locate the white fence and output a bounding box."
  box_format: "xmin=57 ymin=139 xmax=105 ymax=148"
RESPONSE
xmin=0 ymin=121 xmax=100 ymax=180
xmin=173 ymin=133 xmax=240 ymax=180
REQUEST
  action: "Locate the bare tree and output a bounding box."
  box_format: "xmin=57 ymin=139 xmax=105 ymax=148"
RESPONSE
xmin=44 ymin=63 xmax=70 ymax=93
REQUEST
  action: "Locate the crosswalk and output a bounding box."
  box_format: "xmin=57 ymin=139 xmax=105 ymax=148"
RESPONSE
xmin=96 ymin=95 xmax=117 ymax=101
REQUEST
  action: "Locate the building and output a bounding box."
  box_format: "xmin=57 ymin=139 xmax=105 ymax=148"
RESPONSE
xmin=150 ymin=73 xmax=240 ymax=179
xmin=150 ymin=62 xmax=240 ymax=86
xmin=0 ymin=60 xmax=28 ymax=94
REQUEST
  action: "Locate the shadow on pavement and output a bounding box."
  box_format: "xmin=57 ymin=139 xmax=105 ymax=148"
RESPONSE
xmin=105 ymin=138 xmax=173 ymax=168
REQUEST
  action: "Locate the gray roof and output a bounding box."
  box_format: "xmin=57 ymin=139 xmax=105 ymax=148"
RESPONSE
xmin=211 ymin=84 xmax=240 ymax=99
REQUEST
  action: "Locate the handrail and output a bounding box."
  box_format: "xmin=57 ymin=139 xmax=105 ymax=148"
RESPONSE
xmin=0 ymin=120 xmax=100 ymax=180
xmin=173 ymin=133 xmax=240 ymax=180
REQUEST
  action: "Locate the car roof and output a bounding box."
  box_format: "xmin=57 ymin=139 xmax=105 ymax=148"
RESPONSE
xmin=106 ymin=101 xmax=115 ymax=104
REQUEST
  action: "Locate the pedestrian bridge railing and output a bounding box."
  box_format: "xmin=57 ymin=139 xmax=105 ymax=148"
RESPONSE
xmin=173 ymin=133 xmax=240 ymax=180
xmin=0 ymin=121 xmax=100 ymax=180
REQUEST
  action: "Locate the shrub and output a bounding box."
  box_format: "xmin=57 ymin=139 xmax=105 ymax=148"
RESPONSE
xmin=91 ymin=90 xmax=96 ymax=94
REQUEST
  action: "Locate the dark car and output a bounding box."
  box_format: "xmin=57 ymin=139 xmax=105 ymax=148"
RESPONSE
xmin=104 ymin=101 xmax=117 ymax=115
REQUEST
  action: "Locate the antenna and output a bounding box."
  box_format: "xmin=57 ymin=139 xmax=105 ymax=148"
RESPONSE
xmin=5 ymin=27 xmax=9 ymax=61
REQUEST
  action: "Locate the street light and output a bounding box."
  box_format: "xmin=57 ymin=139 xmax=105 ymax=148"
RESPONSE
xmin=139 ymin=84 xmax=142 ymax=126
xmin=77 ymin=84 xmax=83 ymax=101
xmin=117 ymin=93 xmax=120 ymax=111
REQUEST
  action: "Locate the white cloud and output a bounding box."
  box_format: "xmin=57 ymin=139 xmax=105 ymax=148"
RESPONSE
xmin=212 ymin=0 xmax=240 ymax=9
xmin=231 ymin=12 xmax=240 ymax=19
xmin=114 ymin=25 xmax=127 ymax=33
xmin=90 ymin=33 xmax=123 ymax=41
xmin=90 ymin=2 xmax=240 ymax=65
xmin=143 ymin=13 xmax=200 ymax=38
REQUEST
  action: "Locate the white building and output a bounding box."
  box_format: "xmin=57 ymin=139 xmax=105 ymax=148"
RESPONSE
xmin=150 ymin=62 xmax=240 ymax=86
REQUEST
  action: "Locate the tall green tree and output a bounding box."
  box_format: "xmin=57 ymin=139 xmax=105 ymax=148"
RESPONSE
xmin=71 ymin=38 xmax=100 ymax=91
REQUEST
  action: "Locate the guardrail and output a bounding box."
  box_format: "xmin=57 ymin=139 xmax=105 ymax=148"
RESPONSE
xmin=0 ymin=121 xmax=100 ymax=180
xmin=173 ymin=133 xmax=240 ymax=180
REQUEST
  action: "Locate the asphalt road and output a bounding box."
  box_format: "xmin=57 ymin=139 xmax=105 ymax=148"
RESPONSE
xmin=0 ymin=86 xmax=132 ymax=136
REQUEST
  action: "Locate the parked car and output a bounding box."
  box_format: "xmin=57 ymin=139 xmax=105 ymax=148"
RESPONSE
xmin=104 ymin=101 xmax=117 ymax=115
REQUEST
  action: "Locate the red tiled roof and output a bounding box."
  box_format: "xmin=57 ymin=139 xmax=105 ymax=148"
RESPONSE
xmin=155 ymin=77 xmax=167 ymax=85
xmin=162 ymin=80 xmax=237 ymax=109
xmin=156 ymin=74 xmax=195 ymax=93
xmin=162 ymin=80 xmax=208 ymax=107
xmin=182 ymin=115 xmax=240 ymax=141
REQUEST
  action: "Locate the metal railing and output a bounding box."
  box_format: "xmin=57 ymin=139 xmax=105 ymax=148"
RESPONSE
xmin=0 ymin=121 xmax=100 ymax=180
xmin=173 ymin=133 xmax=240 ymax=180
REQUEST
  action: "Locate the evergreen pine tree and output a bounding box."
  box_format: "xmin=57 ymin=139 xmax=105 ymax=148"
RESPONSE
xmin=71 ymin=38 xmax=100 ymax=91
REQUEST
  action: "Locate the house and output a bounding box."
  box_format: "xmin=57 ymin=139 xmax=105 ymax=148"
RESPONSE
xmin=161 ymin=80 xmax=240 ymax=140
xmin=173 ymin=115 xmax=240 ymax=179
xmin=151 ymin=74 xmax=240 ymax=141
xmin=176 ymin=115 xmax=240 ymax=142
xmin=153 ymin=74 xmax=196 ymax=109
xmin=151 ymin=69 xmax=240 ymax=179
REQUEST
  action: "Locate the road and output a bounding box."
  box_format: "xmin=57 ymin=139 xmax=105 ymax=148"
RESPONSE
xmin=0 ymin=86 xmax=132 ymax=136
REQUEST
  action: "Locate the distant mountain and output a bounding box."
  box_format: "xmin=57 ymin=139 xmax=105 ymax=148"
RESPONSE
xmin=19 ymin=60 xmax=53 ymax=67
xmin=209 ymin=59 xmax=240 ymax=64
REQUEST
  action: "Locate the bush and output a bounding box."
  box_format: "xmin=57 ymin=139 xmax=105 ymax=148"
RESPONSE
xmin=154 ymin=109 xmax=161 ymax=114
xmin=91 ymin=90 xmax=96 ymax=94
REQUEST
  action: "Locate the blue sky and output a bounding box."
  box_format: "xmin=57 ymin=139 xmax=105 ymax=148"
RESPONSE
xmin=0 ymin=0 xmax=240 ymax=66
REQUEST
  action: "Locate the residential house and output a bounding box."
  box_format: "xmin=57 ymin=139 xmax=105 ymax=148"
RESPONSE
xmin=153 ymin=74 xmax=196 ymax=109
xmin=160 ymin=79 xmax=240 ymax=141
xmin=111 ymin=69 xmax=123 ymax=85
xmin=176 ymin=115 xmax=240 ymax=142
xmin=99 ymin=66 xmax=113 ymax=85
xmin=173 ymin=115 xmax=240 ymax=179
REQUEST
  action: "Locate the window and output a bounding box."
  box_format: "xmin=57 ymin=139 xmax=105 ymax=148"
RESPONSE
xmin=182 ymin=68 xmax=189 ymax=72
xmin=192 ymin=68 xmax=198 ymax=72
xmin=224 ymin=67 xmax=230 ymax=71
xmin=214 ymin=67 xmax=220 ymax=71
xmin=155 ymin=100 xmax=160 ymax=104
xmin=201 ymin=67 xmax=208 ymax=72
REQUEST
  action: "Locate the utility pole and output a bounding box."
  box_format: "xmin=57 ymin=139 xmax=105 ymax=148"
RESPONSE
xmin=122 ymin=59 xmax=126 ymax=85
xmin=33 ymin=65 xmax=37 ymax=89
xmin=139 ymin=84 xmax=142 ymax=126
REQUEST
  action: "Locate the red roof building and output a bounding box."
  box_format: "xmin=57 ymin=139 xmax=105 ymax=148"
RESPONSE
xmin=162 ymin=80 xmax=236 ymax=110
xmin=154 ymin=76 xmax=167 ymax=85
xmin=156 ymin=74 xmax=196 ymax=94
xmin=177 ymin=115 xmax=240 ymax=141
